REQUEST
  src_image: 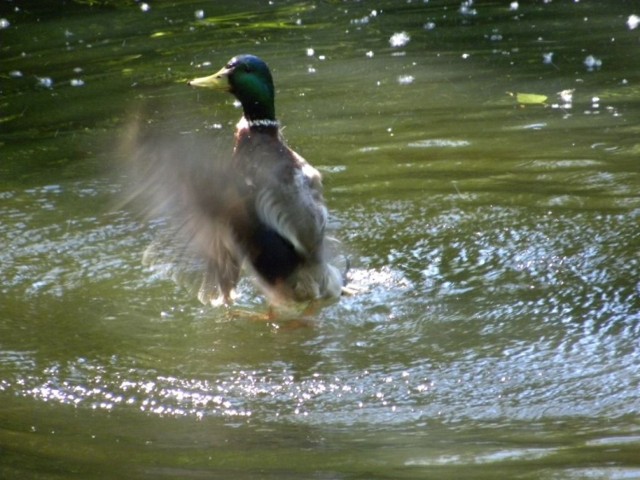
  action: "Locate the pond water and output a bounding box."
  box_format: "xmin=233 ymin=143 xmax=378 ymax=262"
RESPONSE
xmin=2 ymin=1 xmax=640 ymax=478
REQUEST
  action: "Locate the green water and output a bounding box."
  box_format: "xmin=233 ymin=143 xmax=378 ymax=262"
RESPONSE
xmin=2 ymin=1 xmax=640 ymax=478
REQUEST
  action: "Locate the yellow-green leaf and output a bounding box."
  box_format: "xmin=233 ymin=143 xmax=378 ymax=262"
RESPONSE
xmin=511 ymin=92 xmax=548 ymax=105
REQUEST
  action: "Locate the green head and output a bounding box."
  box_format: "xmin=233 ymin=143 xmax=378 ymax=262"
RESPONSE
xmin=189 ymin=54 xmax=276 ymax=122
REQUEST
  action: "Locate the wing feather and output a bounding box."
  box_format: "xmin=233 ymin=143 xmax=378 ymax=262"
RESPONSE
xmin=254 ymin=153 xmax=327 ymax=259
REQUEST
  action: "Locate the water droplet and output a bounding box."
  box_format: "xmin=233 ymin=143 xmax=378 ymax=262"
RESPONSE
xmin=351 ymin=10 xmax=376 ymax=25
xmin=558 ymin=89 xmax=574 ymax=104
xmin=140 ymin=3 xmax=150 ymax=12
xmin=460 ymin=1 xmax=477 ymax=16
xmin=627 ymin=14 xmax=640 ymax=30
xmin=389 ymin=31 xmax=410 ymax=48
xmin=351 ymin=15 xmax=369 ymax=25
xmin=36 ymin=76 xmax=53 ymax=88
xmin=194 ymin=9 xmax=204 ymax=19
xmin=0 ymin=18 xmax=10 ymax=29
xmin=583 ymin=54 xmax=602 ymax=71
xmin=397 ymin=74 xmax=415 ymax=85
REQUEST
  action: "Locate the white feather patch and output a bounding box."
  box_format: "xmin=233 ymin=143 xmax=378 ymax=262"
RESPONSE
xmin=256 ymin=188 xmax=307 ymax=255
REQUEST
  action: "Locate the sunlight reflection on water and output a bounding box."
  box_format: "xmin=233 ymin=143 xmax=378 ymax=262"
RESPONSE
xmin=2 ymin=0 xmax=640 ymax=477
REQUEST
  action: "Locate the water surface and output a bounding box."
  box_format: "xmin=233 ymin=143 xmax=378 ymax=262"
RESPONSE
xmin=1 ymin=1 xmax=640 ymax=478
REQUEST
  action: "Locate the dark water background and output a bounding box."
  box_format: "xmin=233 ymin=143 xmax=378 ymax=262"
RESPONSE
xmin=1 ymin=1 xmax=639 ymax=478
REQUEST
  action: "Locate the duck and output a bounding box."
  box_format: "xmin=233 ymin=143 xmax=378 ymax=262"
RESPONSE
xmin=186 ymin=54 xmax=345 ymax=306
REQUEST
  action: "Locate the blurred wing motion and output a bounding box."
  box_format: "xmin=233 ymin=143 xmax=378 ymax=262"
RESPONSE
xmin=120 ymin=118 xmax=245 ymax=305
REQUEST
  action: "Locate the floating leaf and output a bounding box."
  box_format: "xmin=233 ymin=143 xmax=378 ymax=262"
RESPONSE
xmin=508 ymin=92 xmax=548 ymax=105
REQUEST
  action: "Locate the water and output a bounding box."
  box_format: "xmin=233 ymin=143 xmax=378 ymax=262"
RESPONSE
xmin=2 ymin=1 xmax=640 ymax=478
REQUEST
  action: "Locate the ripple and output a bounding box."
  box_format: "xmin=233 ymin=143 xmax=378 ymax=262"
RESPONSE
xmin=0 ymin=181 xmax=151 ymax=298
xmin=407 ymin=139 xmax=471 ymax=148
xmin=1 ymin=174 xmax=639 ymax=434
xmin=406 ymin=447 xmax=557 ymax=466
xmin=558 ymin=468 xmax=640 ymax=479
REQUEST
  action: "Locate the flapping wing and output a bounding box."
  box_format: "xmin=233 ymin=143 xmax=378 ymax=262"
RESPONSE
xmin=121 ymin=119 xmax=246 ymax=305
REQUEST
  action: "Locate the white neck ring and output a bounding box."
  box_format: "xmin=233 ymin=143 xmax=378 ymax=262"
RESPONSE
xmin=247 ymin=118 xmax=280 ymax=129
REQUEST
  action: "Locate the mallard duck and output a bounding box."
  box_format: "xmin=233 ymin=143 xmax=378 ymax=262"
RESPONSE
xmin=186 ymin=54 xmax=345 ymax=305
